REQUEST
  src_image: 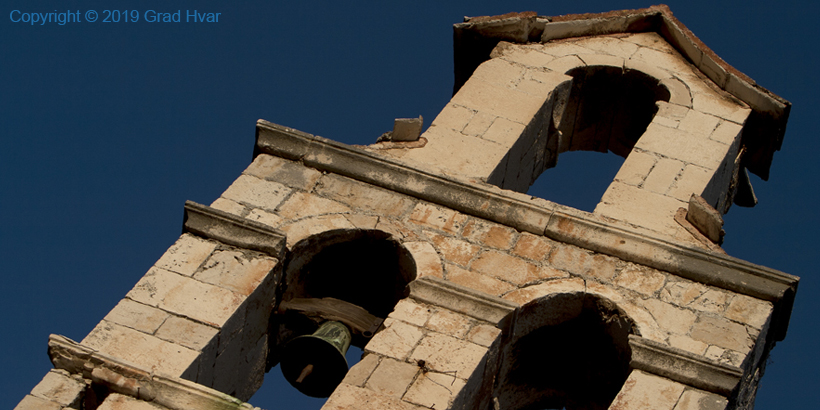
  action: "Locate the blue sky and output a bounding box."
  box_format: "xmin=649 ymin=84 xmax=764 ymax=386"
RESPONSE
xmin=2 ymin=1 xmax=817 ymax=408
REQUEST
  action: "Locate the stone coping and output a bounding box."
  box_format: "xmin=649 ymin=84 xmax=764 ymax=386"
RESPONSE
xmin=47 ymin=334 xmax=259 ymax=410
xmin=452 ymin=6 xmax=789 ymax=180
xmin=183 ymin=200 xmax=287 ymax=258
xmin=629 ymin=335 xmax=743 ymax=396
xmin=254 ymin=120 xmax=798 ymax=342
xmin=408 ymin=276 xmax=518 ymax=329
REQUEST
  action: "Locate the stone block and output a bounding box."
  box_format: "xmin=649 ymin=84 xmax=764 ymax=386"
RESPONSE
xmin=220 ymin=174 xmax=292 ymax=212
xmin=502 ymin=277 xmax=585 ymax=306
xmin=635 ymin=123 xmax=728 ymax=169
xmin=409 ymin=333 xmax=487 ymax=378
xmin=673 ymin=388 xmax=728 ymax=410
xmin=406 ymin=126 xmax=509 ymax=179
xmin=691 ymin=92 xmax=751 ymax=125
xmin=403 ymin=240 xmax=444 ymax=279
xmin=451 ymin=75 xmax=546 ymax=125
xmin=609 ymin=370 xmax=685 ymax=410
xmin=104 ymin=298 xmax=169 ymax=334
xmin=427 ymin=232 xmax=479 ymax=267
xmin=365 ymin=319 xmax=424 ymax=361
xmin=426 ymin=309 xmax=473 ymax=338
xmin=153 ymin=272 xmax=245 ymax=328
xmin=690 ymin=316 xmax=753 ymax=352
xmin=15 ymin=395 xmax=61 ymax=410
xmin=622 ymin=32 xmax=677 ymax=54
xmin=98 ymin=393 xmax=164 ymax=410
xmin=596 ymin=181 xmax=688 ymax=236
xmin=704 ymin=345 xmax=745 ymax=368
xmin=511 ymin=232 xmax=554 ymax=261
xmin=631 ymin=45 xmax=697 ymax=78
xmin=686 ymin=194 xmax=724 ymax=244
xmin=155 ymin=315 xmax=219 ymax=351
xmin=579 ymin=53 xmax=625 ymax=69
xmin=615 ymin=150 xmax=656 ymax=187
xmin=323 ymin=383 xmax=421 ymax=410
xmin=154 ymin=234 xmax=217 ymax=277
xmin=30 ymin=369 xmax=85 ymax=408
xmin=467 ymin=58 xmax=525 ymax=89
xmin=481 ymin=116 xmax=527 ymax=146
xmin=404 ymin=371 xmax=467 ymax=410
xmin=471 ymin=250 xmax=541 ymax=286
xmin=392 ymin=116 xmax=424 ymax=142
xmin=466 ymin=324 xmax=502 ymax=347
xmin=668 ymin=334 xmax=708 ymax=355
xmin=409 ymin=203 xmax=468 ymax=234
xmin=243 ymin=153 xmax=322 ymax=191
xmin=344 ymin=214 xmax=379 ymax=230
xmin=679 ymin=110 xmax=720 ymax=137
xmin=540 ymin=42 xmax=594 ymax=57
xmin=342 ymin=353 xmax=380 ymax=387
xmin=245 ymin=207 xmax=283 ymax=228
xmin=724 ymin=294 xmax=772 ymax=329
xmin=365 ymin=357 xmax=419 ymax=398
xmin=315 ymin=173 xmax=416 ymax=217
xmin=445 ymin=264 xmax=516 ymax=296
xmin=544 ymin=54 xmax=586 ymax=75
xmin=430 ymin=103 xmax=473 ymax=133
xmin=615 ymin=264 xmax=667 ymax=296
xmin=643 ymin=157 xmax=684 ymax=195
xmin=82 ymin=320 xmax=199 ymax=377
xmin=548 ymin=244 xmax=617 ymax=281
xmin=572 ymin=36 xmax=639 ymax=59
xmin=493 ymin=42 xmax=557 ymax=67
xmin=276 ymin=192 xmax=352 ymax=220
xmin=278 ymin=214 xmax=355 ymax=248
xmin=668 ymin=164 xmax=712 ymax=202
xmin=390 ymin=299 xmax=434 ymax=327
xmin=461 ymin=218 xmax=517 ymax=250
xmin=462 ymin=111 xmax=495 ymax=137
xmin=638 ymin=299 xmax=697 ymax=336
xmin=193 ymin=250 xmax=278 ymax=296
xmin=209 ymin=198 xmax=246 ymax=216
xmin=709 ymin=121 xmax=742 ymax=146
xmin=687 ymin=289 xmax=731 ymax=315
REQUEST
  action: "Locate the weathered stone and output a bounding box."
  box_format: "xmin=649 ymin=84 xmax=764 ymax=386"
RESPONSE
xmin=243 ymin=153 xmax=323 ymax=191
xmin=615 ymin=150 xmax=657 ymax=187
xmin=154 ymin=234 xmax=217 ymax=277
xmin=409 ymin=203 xmax=469 ymax=234
xmin=342 ymin=353 xmax=381 ymax=387
xmin=466 ymin=324 xmax=502 ymax=347
xmin=428 ymin=232 xmax=480 ymax=266
xmin=155 ymin=315 xmax=219 ymax=351
xmin=609 ymin=370 xmax=685 ymax=410
xmin=14 ymin=395 xmax=61 ymax=410
xmin=390 ymin=299 xmax=434 ymax=327
xmin=392 ymin=116 xmax=424 ymax=142
xmin=686 ymin=194 xmax=724 ymax=243
xmin=615 ymin=264 xmax=667 ymax=296
xmin=276 ymin=192 xmax=351 ymax=220
xmin=673 ymin=388 xmax=728 ymax=410
xmin=98 ymin=392 xmax=165 ymax=410
xmin=220 ymin=174 xmax=291 ymax=212
xmin=471 ymin=250 xmax=541 ymax=285
xmin=365 ymin=319 xmax=424 ymax=360
xmin=461 ymin=218 xmax=517 ymax=249
xmin=365 ymin=357 xmax=419 ymax=398
xmin=404 ymin=371 xmax=467 ymax=409
xmin=426 ymin=309 xmax=473 ymax=338
xmin=104 ymin=299 xmax=169 ymax=335
xmin=209 ymin=197 xmax=246 ymax=216
xmin=643 ymin=157 xmax=684 ymax=195
xmin=30 ymin=370 xmax=85 ymax=408
xmin=409 ymin=333 xmax=487 ymax=378
xmin=690 ymin=316 xmax=753 ymax=352
xmin=323 ymin=383 xmax=421 ymax=410
xmin=548 ymin=244 xmax=617 ymax=280
xmin=724 ymin=294 xmax=772 ymax=329
xmin=193 ymin=250 xmax=278 ymax=296
xmin=245 ymin=208 xmax=283 ymax=228
xmin=403 ymin=240 xmax=444 ymax=278
xmin=511 ymin=232 xmax=553 ymax=261
xmin=445 ymin=264 xmax=516 ymax=296
xmin=638 ymin=298 xmax=697 ymax=336
xmin=502 ymin=277 xmax=585 ymax=306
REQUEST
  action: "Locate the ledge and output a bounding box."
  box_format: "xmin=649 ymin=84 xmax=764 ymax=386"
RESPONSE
xmin=629 ymin=335 xmax=743 ymax=396
xmin=47 ymin=334 xmax=255 ymax=410
xmin=254 ymin=120 xmax=798 ymax=341
xmin=183 ymin=200 xmax=286 ymax=258
xmin=408 ymin=276 xmax=518 ymax=329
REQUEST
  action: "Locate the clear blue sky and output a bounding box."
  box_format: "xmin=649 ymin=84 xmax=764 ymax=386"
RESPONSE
xmin=2 ymin=1 xmax=816 ymax=408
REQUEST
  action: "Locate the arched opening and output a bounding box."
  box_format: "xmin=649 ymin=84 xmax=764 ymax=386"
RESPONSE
xmin=494 ymin=294 xmax=636 ymax=410
xmin=259 ymin=229 xmax=416 ymax=403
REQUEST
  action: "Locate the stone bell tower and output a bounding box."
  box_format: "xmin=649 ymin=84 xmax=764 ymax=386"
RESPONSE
xmin=17 ymin=6 xmax=797 ymax=410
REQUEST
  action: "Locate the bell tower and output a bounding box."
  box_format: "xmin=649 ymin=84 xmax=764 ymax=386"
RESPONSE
xmin=17 ymin=6 xmax=796 ymax=410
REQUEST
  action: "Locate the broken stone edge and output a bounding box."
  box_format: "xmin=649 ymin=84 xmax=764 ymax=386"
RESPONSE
xmin=255 ymin=120 xmax=799 ymax=341
xmin=183 ymin=200 xmax=287 ymax=259
xmin=453 ymin=5 xmax=789 ymax=180
xmin=47 ymin=334 xmax=258 ymax=410
xmin=629 ymin=335 xmax=743 ymax=396
xmin=409 ymin=276 xmax=518 ymax=330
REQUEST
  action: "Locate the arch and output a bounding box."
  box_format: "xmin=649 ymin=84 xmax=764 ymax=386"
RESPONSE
xmin=494 ymin=292 xmax=637 ymax=410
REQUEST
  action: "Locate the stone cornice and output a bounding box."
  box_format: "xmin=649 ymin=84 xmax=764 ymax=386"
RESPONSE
xmin=408 ymin=276 xmax=518 ymax=329
xmin=183 ymin=200 xmax=287 ymax=259
xmin=254 ymin=120 xmax=798 ymax=341
xmin=629 ymin=335 xmax=743 ymax=396
xmin=47 ymin=334 xmax=255 ymax=410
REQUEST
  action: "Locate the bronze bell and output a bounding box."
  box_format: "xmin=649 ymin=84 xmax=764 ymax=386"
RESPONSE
xmin=280 ymin=320 xmax=352 ymax=398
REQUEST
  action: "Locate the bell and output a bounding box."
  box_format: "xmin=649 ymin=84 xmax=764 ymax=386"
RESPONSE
xmin=280 ymin=320 xmax=352 ymax=398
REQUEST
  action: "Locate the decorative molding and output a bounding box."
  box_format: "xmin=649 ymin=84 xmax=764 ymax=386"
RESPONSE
xmin=183 ymin=200 xmax=286 ymax=258
xmin=48 ymin=334 xmax=255 ymax=410
xmin=629 ymin=335 xmax=743 ymax=396
xmin=409 ymin=276 xmax=518 ymax=329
